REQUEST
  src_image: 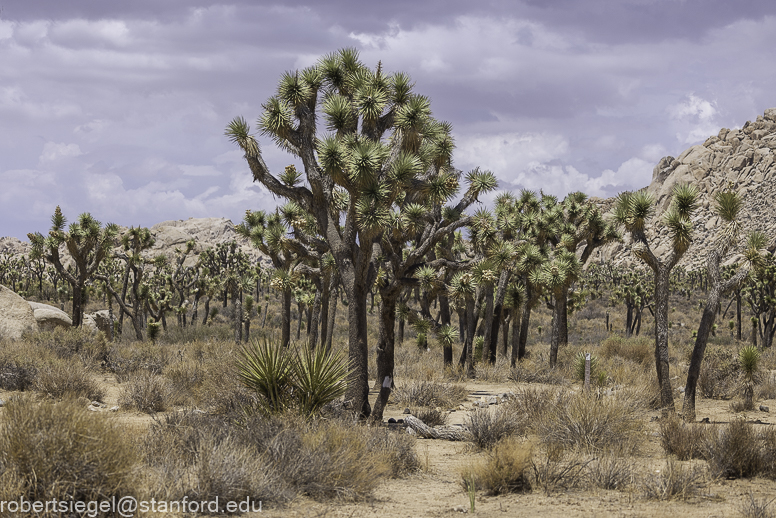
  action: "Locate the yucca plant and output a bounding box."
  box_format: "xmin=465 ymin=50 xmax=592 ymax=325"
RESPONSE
xmin=237 ymin=338 xmax=295 ymax=414
xmin=293 ymin=344 xmax=350 ymax=416
xmin=573 ymin=352 xmax=599 ymax=384
xmin=739 ymin=345 xmax=760 ymax=410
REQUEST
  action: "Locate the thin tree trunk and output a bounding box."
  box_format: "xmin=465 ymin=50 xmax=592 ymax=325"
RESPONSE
xmin=655 ymin=267 xmax=675 ymax=414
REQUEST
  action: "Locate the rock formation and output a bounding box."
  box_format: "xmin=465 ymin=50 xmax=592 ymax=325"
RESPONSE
xmin=0 ymin=285 xmax=38 ymax=340
xmin=600 ymin=108 xmax=776 ymax=268
xmin=28 ymin=301 xmax=73 ymax=331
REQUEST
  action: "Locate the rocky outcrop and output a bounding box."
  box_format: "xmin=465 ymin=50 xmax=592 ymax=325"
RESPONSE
xmin=601 ymin=108 xmax=776 ymax=268
xmin=0 ymin=285 xmax=37 ymax=340
xmin=28 ymin=301 xmax=72 ymax=331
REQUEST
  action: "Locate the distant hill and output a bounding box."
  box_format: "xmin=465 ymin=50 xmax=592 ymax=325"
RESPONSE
xmin=0 ymin=217 xmax=270 ymax=268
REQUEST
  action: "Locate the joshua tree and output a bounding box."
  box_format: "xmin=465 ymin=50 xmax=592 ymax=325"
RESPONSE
xmin=743 ymin=244 xmax=776 ymax=349
xmin=683 ymin=191 xmax=763 ymax=421
xmin=614 ymin=184 xmax=699 ymax=414
xmin=29 ymin=207 xmax=118 ymax=327
xmin=95 ymin=227 xmax=158 ymax=340
xmin=227 ymin=48 xmax=492 ymax=417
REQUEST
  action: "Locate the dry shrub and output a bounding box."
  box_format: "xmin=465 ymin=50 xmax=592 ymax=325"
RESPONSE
xmin=704 ymin=419 xmax=764 ymax=479
xmin=31 ymin=326 xmax=108 ymax=367
xmin=140 ymin=410 xmax=415 ymax=503
xmin=475 ymin=357 xmax=511 ymax=383
xmin=0 ymin=341 xmax=37 ymax=391
xmin=119 ymin=372 xmax=175 ymax=413
xmin=757 ymin=373 xmax=776 ymax=401
xmin=0 ymin=396 xmax=138 ymax=502
xmin=698 ymin=346 xmax=739 ymax=399
xmin=584 ymin=453 xmax=634 ymax=491
xmin=509 ymin=360 xmax=568 ymax=385
xmin=640 ymin=458 xmax=707 ymax=501
xmin=393 ymin=380 xmax=468 ymax=409
xmin=530 ymin=445 xmax=589 ymax=495
xmin=106 ymin=341 xmax=170 ymax=380
xmin=737 ymin=493 xmax=776 ymax=518
xmin=34 ymin=361 xmax=105 ymax=401
xmin=466 ymin=407 xmax=524 ymax=450
xmin=193 ymin=435 xmax=289 ymax=502
xmin=533 ymin=391 xmax=643 ymax=454
xmin=412 ymin=407 xmax=448 ymax=427
xmin=659 ymin=416 xmax=708 ymax=460
xmin=460 ymin=438 xmax=532 ymax=495
xmin=599 ymin=335 xmax=653 ymax=365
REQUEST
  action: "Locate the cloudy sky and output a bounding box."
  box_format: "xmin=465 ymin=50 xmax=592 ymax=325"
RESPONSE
xmin=2 ymin=0 xmax=775 ymax=239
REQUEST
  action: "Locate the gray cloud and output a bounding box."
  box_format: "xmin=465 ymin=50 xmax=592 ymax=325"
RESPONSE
xmin=1 ymin=2 xmax=776 ymax=239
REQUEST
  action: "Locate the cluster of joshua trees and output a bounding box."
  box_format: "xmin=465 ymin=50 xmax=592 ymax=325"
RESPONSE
xmin=6 ymin=48 xmax=774 ymax=422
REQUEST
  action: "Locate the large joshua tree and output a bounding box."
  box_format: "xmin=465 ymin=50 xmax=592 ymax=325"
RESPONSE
xmin=29 ymin=207 xmax=118 ymax=327
xmin=683 ymin=190 xmax=765 ymax=421
xmin=614 ymin=184 xmax=699 ymax=414
xmin=226 ymin=48 xmax=481 ymax=417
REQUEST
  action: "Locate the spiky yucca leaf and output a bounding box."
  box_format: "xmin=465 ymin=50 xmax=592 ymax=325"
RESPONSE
xmin=714 ymin=190 xmax=742 ymax=223
xmin=436 ymin=324 xmax=458 ymax=348
xmin=671 ymin=183 xmax=699 ymax=218
xmin=323 ymin=93 xmax=356 ymax=133
xmin=259 ymin=97 xmax=295 ymax=140
xmin=739 ymin=345 xmax=760 ymax=382
xmin=664 ymin=208 xmax=693 ymax=254
xmin=237 ymin=338 xmax=295 ymax=414
xmin=293 ymin=343 xmax=350 ymax=417
xmin=278 ymin=71 xmax=312 ymax=107
xmin=225 ymin=117 xmax=260 ymax=158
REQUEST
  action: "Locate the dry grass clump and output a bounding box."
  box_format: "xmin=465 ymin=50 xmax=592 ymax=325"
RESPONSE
xmin=34 ymin=361 xmax=105 ymax=401
xmin=530 ymin=446 xmax=589 ymax=495
xmin=737 ymin=493 xmax=776 ymax=518
xmin=532 ymin=391 xmax=644 ymax=454
xmin=658 ymin=416 xmax=709 ymax=460
xmin=599 ymin=335 xmax=653 ymax=365
xmin=704 ymin=419 xmax=765 ymax=479
xmin=640 ymin=458 xmax=708 ymax=501
xmin=474 ymin=357 xmax=511 ymax=383
xmin=119 ymin=372 xmax=176 ymax=413
xmin=460 ymin=438 xmax=532 ymax=495
xmin=393 ymin=380 xmax=468 ymax=409
xmin=584 ymin=453 xmax=635 ymax=491
xmin=509 ymin=359 xmax=568 ymax=385
xmin=698 ymin=345 xmax=739 ymax=399
xmin=30 ymin=326 xmax=108 ymax=367
xmin=106 ymin=341 xmax=172 ymax=381
xmin=466 ymin=407 xmax=525 ymax=450
xmin=140 ymin=410 xmax=417 ymax=503
xmin=0 ymin=340 xmax=37 ymax=391
xmin=412 ymin=407 xmax=448 ymax=427
xmin=0 ymin=396 xmax=138 ymax=502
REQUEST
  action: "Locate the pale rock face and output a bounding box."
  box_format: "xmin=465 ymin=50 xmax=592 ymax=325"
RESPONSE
xmin=599 ymin=107 xmax=776 ymax=268
xmin=0 ymin=285 xmax=38 ymax=340
xmin=28 ymin=301 xmax=72 ymax=331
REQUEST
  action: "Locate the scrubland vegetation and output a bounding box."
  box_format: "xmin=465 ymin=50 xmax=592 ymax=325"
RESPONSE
xmin=2 ymin=47 xmax=776 ymax=516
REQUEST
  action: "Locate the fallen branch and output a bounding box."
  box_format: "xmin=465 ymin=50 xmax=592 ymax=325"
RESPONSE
xmin=404 ymin=415 xmax=470 ymax=441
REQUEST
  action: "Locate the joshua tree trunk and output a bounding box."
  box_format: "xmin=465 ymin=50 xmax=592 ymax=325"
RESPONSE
xmin=654 ymin=267 xmax=674 ymax=414
xmin=514 ymin=283 xmax=535 ymax=366
xmin=281 ymin=289 xmax=292 ymax=347
xmin=488 ymin=270 xmax=509 ymax=364
xmin=549 ymin=291 xmax=568 ymax=368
